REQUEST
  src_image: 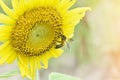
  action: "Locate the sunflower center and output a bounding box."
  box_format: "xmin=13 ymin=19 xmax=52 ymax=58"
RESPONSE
xmin=10 ymin=7 xmax=63 ymax=56
xmin=27 ymin=24 xmax=54 ymax=50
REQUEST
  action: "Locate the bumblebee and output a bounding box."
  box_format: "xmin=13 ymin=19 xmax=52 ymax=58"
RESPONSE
xmin=55 ymin=34 xmax=66 ymax=49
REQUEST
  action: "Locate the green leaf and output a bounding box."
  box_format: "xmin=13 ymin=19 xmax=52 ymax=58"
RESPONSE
xmin=0 ymin=69 xmax=20 ymax=78
xmin=49 ymin=72 xmax=80 ymax=80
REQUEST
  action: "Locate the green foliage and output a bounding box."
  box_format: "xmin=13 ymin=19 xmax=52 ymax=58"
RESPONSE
xmin=75 ymin=0 xmax=100 ymax=8
xmin=0 ymin=69 xmax=20 ymax=78
xmin=49 ymin=72 xmax=80 ymax=80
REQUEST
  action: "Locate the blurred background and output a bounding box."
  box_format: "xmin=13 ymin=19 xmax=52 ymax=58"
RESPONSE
xmin=1 ymin=0 xmax=120 ymax=80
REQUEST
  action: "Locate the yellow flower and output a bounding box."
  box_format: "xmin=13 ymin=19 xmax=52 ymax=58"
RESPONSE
xmin=0 ymin=0 xmax=90 ymax=79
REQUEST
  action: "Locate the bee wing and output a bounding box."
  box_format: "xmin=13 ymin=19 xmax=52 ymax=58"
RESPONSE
xmin=66 ymin=42 xmax=70 ymax=49
xmin=68 ymin=38 xmax=74 ymax=42
xmin=66 ymin=38 xmax=74 ymax=49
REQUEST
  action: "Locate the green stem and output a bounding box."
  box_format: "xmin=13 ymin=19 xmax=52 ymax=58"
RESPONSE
xmin=36 ymin=70 xmax=40 ymax=80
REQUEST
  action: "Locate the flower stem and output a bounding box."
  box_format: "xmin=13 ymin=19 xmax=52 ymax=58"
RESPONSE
xmin=36 ymin=70 xmax=40 ymax=80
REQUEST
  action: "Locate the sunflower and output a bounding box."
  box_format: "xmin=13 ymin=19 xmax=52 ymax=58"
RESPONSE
xmin=0 ymin=0 xmax=90 ymax=79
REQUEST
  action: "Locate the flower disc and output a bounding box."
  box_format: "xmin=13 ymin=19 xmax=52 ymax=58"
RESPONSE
xmin=10 ymin=7 xmax=63 ymax=56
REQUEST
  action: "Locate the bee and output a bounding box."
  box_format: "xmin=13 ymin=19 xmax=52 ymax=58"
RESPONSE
xmin=55 ymin=34 xmax=66 ymax=49
xmin=55 ymin=34 xmax=74 ymax=49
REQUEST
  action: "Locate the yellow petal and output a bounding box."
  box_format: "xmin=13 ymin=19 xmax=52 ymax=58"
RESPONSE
xmin=0 ymin=45 xmax=14 ymax=64
xmin=44 ymin=0 xmax=59 ymax=6
xmin=12 ymin=0 xmax=19 ymax=11
xmin=57 ymin=0 xmax=76 ymax=11
xmin=0 ymin=13 xmax=15 ymax=25
xmin=18 ymin=60 xmax=27 ymax=77
xmin=19 ymin=0 xmax=28 ymax=11
xmin=0 ymin=25 xmax=13 ymax=32
xmin=41 ymin=57 xmax=48 ymax=69
xmin=27 ymin=0 xmax=36 ymax=7
xmin=0 ymin=25 xmax=13 ymax=41
xmin=27 ymin=0 xmax=41 ymax=8
xmin=0 ymin=0 xmax=18 ymax=19
xmin=39 ymin=48 xmax=63 ymax=69
xmin=62 ymin=24 xmax=74 ymax=38
xmin=40 ymin=0 xmax=45 ymax=6
xmin=6 ymin=51 xmax=17 ymax=64
xmin=35 ymin=57 xmax=42 ymax=69
xmin=18 ymin=55 xmax=29 ymax=69
xmin=52 ymin=49 xmax=63 ymax=58
xmin=18 ymin=61 xmax=25 ymax=77
xmin=30 ymin=57 xmax=36 ymax=80
xmin=12 ymin=0 xmax=28 ymax=16
xmin=0 ymin=41 xmax=10 ymax=56
xmin=62 ymin=7 xmax=91 ymax=38
xmin=0 ymin=34 xmax=9 ymax=42
xmin=44 ymin=0 xmax=51 ymax=6
xmin=64 ymin=7 xmax=91 ymax=25
xmin=51 ymin=0 xmax=60 ymax=7
xmin=18 ymin=55 xmax=30 ymax=78
xmin=14 ymin=0 xmax=28 ymax=16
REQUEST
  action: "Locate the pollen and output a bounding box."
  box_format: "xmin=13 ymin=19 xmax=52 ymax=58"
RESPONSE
xmin=10 ymin=7 xmax=64 ymax=56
